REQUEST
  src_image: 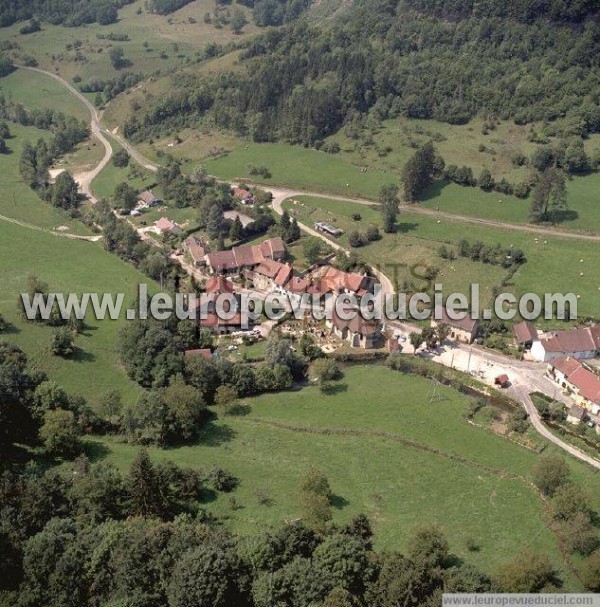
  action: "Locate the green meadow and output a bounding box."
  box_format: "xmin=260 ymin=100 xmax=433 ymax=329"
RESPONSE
xmin=284 ymin=195 xmax=600 ymax=321
xmin=0 ymin=122 xmax=91 ymax=234
xmin=89 ymin=365 xmax=599 ymax=588
xmin=0 ymin=0 xmax=258 ymax=83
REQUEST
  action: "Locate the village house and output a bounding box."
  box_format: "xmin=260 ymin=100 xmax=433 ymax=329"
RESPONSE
xmin=513 ymin=320 xmax=538 ymax=350
xmin=154 ymin=217 xmax=182 ymax=236
xmin=547 ymin=357 xmax=600 ymax=415
xmin=205 ymin=237 xmax=286 ymax=275
xmin=246 ymin=259 xmax=293 ymax=292
xmin=431 ymin=306 xmax=479 ymax=344
xmin=192 ymin=275 xmax=248 ymax=334
xmin=325 ymin=309 xmax=383 ymax=349
xmin=280 ymin=273 xmax=311 ymax=306
xmin=232 ymin=187 xmax=254 ymax=205
xmin=314 ymin=266 xmax=374 ymax=297
xmin=183 ymin=235 xmax=210 ymax=268
xmin=138 ymin=190 xmax=161 ymax=207
xmin=531 ymin=325 xmax=600 ymax=362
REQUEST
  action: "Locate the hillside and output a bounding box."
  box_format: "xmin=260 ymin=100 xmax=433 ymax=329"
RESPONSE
xmin=120 ymin=0 xmax=599 ymax=145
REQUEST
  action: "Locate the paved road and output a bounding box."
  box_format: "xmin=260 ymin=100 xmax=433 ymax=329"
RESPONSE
xmin=107 ymin=129 xmax=158 ymax=173
xmin=427 ymin=341 xmax=600 ymax=470
xmin=19 ymin=66 xmax=113 ymax=203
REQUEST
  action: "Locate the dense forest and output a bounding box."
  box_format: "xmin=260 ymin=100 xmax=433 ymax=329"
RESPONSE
xmin=0 ymin=0 xmax=133 ymax=27
xmin=124 ymin=0 xmax=600 ymax=145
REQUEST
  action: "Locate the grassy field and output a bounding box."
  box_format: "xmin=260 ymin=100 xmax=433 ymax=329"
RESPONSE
xmin=0 ymin=122 xmax=92 ymax=235
xmin=0 ymin=0 xmax=259 ymax=83
xmin=88 ymin=365 xmax=599 ymax=587
xmin=284 ymin=195 xmax=600 ymax=322
xmin=284 ymin=196 xmax=509 ymax=303
xmin=0 ymin=217 xmax=153 ymax=409
xmin=91 ymin=139 xmax=156 ymax=201
xmin=0 ymin=127 xmax=154 ymax=408
xmin=0 ymin=68 xmax=90 ymax=121
xmin=419 ymin=173 xmax=600 ymax=234
xmin=168 ymin=138 xmax=396 ymax=199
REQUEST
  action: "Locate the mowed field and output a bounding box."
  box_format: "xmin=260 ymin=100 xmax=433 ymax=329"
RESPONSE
xmin=89 ymin=366 xmax=599 ymax=587
xmin=284 ymin=196 xmax=600 ymax=322
xmin=203 ymin=143 xmax=393 ymax=199
xmin=0 ymin=0 xmax=259 ymax=83
xmin=0 ymin=68 xmax=90 ymax=121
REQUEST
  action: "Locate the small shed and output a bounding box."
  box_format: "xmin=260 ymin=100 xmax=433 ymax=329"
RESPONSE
xmin=494 ymin=374 xmax=510 ymax=388
xmin=566 ymin=405 xmax=586 ymax=425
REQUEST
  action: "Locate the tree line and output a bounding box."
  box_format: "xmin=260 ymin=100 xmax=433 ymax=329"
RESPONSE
xmin=0 ymin=0 xmax=133 ymax=27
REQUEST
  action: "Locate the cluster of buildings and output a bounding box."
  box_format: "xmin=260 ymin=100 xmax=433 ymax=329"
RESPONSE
xmin=547 ymin=356 xmax=600 ymax=424
xmin=180 ymin=235 xmax=382 ymax=349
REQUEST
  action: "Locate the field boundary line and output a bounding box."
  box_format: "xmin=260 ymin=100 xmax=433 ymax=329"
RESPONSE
xmin=240 ymin=416 xmax=527 ymax=482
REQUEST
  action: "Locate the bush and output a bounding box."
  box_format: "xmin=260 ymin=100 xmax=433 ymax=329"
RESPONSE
xmin=365 ymin=225 xmax=380 ymax=241
xmin=208 ymin=466 xmax=238 ymax=492
xmin=348 ymin=230 xmax=364 ymax=248
xmin=112 ymin=148 xmax=130 ymax=168
xmin=51 ymin=327 xmax=75 ymax=357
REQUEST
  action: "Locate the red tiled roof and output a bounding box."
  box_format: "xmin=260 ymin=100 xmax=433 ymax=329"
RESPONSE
xmin=232 ymin=243 xmax=263 ymax=267
xmin=139 ymin=190 xmax=159 ymax=204
xmin=260 ymin=237 xmax=285 ymax=259
xmin=318 ymin=267 xmax=370 ymax=294
xmin=551 ymin=357 xmax=583 ymax=378
xmin=188 ymin=243 xmax=206 ymax=262
xmin=513 ymin=321 xmax=538 ymax=344
xmin=206 ymin=250 xmax=237 ymax=272
xmin=155 ymin=217 xmax=181 ymax=233
xmin=254 ymin=258 xmax=285 ymax=279
xmin=568 ymin=367 xmax=600 ymax=405
xmin=274 ymin=264 xmax=293 ymax=287
xmin=233 ymin=187 xmax=250 ymax=199
xmin=541 ymin=326 xmax=600 ymax=353
xmin=199 ymin=312 xmax=242 ymax=328
xmin=434 ymin=306 xmax=478 ymax=333
xmin=205 ymin=276 xmax=234 ymax=294
xmin=206 ymin=238 xmax=286 ymax=273
xmin=331 ymin=308 xmax=380 ymax=336
xmin=287 ymin=275 xmax=309 ymax=293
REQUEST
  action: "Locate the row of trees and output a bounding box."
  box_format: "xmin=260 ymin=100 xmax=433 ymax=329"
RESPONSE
xmin=454 ymin=239 xmax=527 ymax=268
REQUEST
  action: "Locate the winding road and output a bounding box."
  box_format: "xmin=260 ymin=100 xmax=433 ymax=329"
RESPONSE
xmin=20 ymin=66 xmax=114 ymax=203
xmin=17 ymin=66 xmax=600 ymax=470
